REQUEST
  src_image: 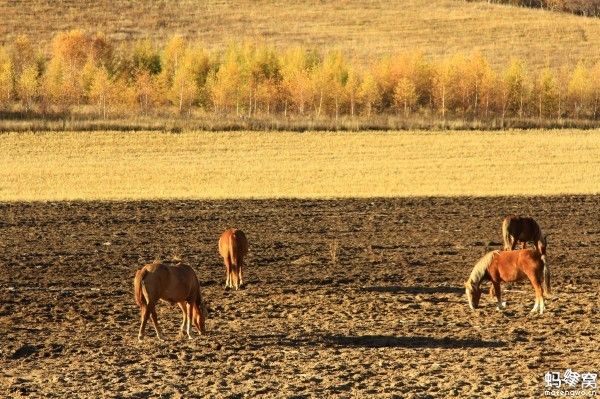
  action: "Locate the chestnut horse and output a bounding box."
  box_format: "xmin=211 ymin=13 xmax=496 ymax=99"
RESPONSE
xmin=218 ymin=228 xmax=248 ymax=290
xmin=134 ymin=261 xmax=207 ymax=341
xmin=465 ymin=249 xmax=550 ymax=314
xmin=502 ymin=215 xmax=547 ymax=255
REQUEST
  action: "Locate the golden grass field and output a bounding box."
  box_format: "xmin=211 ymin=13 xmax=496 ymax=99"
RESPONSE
xmin=1 ymin=130 xmax=599 ymax=201
xmin=2 ymin=0 xmax=600 ymax=68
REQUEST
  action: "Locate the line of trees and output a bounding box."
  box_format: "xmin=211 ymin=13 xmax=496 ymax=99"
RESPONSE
xmin=3 ymin=30 xmax=600 ymax=123
xmin=480 ymin=0 xmax=600 ymax=17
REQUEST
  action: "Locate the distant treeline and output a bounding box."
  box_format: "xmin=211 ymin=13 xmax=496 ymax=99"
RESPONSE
xmin=480 ymin=0 xmax=600 ymax=17
xmin=2 ymin=30 xmax=600 ymax=126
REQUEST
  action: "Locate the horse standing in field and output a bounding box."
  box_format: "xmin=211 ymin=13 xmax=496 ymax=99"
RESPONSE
xmin=502 ymin=215 xmax=547 ymax=255
xmin=464 ymin=249 xmax=550 ymax=314
xmin=134 ymin=261 xmax=207 ymax=341
xmin=218 ymin=228 xmax=248 ymax=290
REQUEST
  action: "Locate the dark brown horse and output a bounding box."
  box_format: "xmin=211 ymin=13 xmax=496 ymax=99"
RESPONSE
xmin=502 ymin=215 xmax=547 ymax=255
xmin=218 ymin=228 xmax=248 ymax=290
xmin=465 ymin=249 xmax=550 ymax=314
xmin=134 ymin=261 xmax=207 ymax=341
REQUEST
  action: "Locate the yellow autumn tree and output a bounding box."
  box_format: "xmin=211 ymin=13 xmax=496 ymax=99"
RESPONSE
xmin=170 ymin=51 xmax=199 ymax=114
xmin=344 ymin=65 xmax=361 ymax=117
xmin=318 ymin=50 xmax=348 ymax=119
xmin=432 ymin=57 xmax=453 ymax=118
xmin=17 ymin=65 xmax=38 ymax=111
xmin=134 ymin=70 xmax=161 ymax=116
xmin=89 ymin=66 xmax=113 ymax=119
xmin=393 ymin=77 xmax=417 ymax=117
xmin=209 ymin=45 xmax=243 ymax=114
xmin=0 ymin=47 xmax=14 ymax=109
xmin=567 ymin=61 xmax=592 ymax=118
xmin=280 ymin=47 xmax=316 ymax=116
xmin=502 ymin=58 xmax=528 ymax=118
xmin=358 ymin=71 xmax=378 ymax=117
xmin=534 ymin=67 xmax=558 ymax=120
xmin=42 ymin=30 xmax=94 ymax=113
xmin=249 ymin=45 xmax=281 ymax=115
xmin=159 ymin=35 xmax=186 ymax=91
xmin=589 ymin=61 xmax=600 ymax=118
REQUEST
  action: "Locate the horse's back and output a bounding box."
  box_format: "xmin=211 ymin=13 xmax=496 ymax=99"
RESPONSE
xmin=137 ymin=262 xmax=200 ymax=302
xmin=505 ymin=215 xmax=539 ymax=238
xmin=219 ymin=228 xmax=248 ymax=258
xmin=498 ymin=249 xmax=543 ymax=270
xmin=493 ymin=249 xmax=542 ymax=282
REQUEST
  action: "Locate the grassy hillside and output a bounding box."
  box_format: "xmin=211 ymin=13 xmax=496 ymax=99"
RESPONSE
xmin=1 ymin=130 xmax=599 ymax=201
xmin=1 ymin=0 xmax=600 ymax=68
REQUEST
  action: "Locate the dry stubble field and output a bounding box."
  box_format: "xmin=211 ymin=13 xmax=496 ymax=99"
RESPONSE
xmin=1 ymin=130 xmax=599 ymax=398
xmin=1 ymin=130 xmax=600 ymax=201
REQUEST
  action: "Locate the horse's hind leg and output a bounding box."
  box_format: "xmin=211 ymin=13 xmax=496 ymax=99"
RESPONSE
xmin=149 ymin=306 xmax=164 ymax=340
xmin=536 ymin=272 xmax=546 ymax=314
xmin=239 ymin=260 xmax=244 ymax=288
xmin=138 ymin=305 xmax=150 ymax=341
xmin=231 ymin=264 xmax=240 ymax=290
xmin=528 ymin=274 xmax=544 ymax=314
xmin=223 ymin=257 xmax=232 ymax=289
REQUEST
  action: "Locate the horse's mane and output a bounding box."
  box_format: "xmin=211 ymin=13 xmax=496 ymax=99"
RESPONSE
xmin=467 ymin=250 xmax=499 ymax=288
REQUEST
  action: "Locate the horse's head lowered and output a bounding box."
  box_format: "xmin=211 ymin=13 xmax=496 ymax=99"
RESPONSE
xmin=196 ymin=296 xmax=208 ymax=334
xmin=537 ymin=233 xmax=548 ymax=256
xmin=465 ymin=280 xmax=482 ymax=310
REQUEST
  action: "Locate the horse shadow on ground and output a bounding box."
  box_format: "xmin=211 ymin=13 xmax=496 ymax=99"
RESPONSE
xmin=360 ymin=286 xmax=464 ymax=295
xmin=246 ymin=333 xmax=505 ymax=349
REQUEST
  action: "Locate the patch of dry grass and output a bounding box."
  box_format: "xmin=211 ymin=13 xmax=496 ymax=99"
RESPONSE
xmin=1 ymin=130 xmax=599 ymax=201
xmin=1 ymin=1 xmax=600 ymax=68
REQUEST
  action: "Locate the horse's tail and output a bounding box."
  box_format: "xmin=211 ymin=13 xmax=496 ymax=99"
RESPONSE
xmin=134 ymin=268 xmax=148 ymax=307
xmin=541 ymin=254 xmax=551 ymax=297
xmin=501 ymin=217 xmax=511 ymax=250
xmin=228 ymin=231 xmax=239 ymax=267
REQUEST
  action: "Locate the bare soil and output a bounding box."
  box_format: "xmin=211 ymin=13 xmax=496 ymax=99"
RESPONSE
xmin=1 ymin=197 xmax=598 ymax=398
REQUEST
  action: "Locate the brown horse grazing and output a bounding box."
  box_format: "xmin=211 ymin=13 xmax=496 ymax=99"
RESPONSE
xmin=134 ymin=261 xmax=207 ymax=341
xmin=502 ymin=215 xmax=547 ymax=255
xmin=465 ymin=249 xmax=550 ymax=314
xmin=218 ymin=228 xmax=248 ymax=290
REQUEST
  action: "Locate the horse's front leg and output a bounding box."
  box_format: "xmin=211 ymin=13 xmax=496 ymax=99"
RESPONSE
xmin=492 ymin=281 xmax=505 ymax=310
xmin=186 ymin=302 xmax=194 ymax=339
xmin=138 ymin=305 xmax=150 ymax=342
xmin=177 ymin=302 xmax=187 ymax=338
